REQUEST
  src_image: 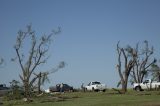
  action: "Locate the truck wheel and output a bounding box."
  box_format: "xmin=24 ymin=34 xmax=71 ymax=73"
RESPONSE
xmin=102 ymin=89 xmax=106 ymax=92
xmin=135 ymin=86 xmax=141 ymax=91
xmin=92 ymin=87 xmax=95 ymax=91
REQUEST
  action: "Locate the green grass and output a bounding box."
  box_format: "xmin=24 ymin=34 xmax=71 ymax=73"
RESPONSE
xmin=3 ymin=90 xmax=160 ymax=106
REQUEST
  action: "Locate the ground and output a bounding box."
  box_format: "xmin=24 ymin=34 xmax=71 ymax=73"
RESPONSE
xmin=3 ymin=90 xmax=160 ymax=106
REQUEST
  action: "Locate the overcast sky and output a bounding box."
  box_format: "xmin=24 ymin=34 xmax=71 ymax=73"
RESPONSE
xmin=0 ymin=0 xmax=160 ymax=89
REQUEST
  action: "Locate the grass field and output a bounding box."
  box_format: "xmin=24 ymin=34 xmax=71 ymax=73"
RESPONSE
xmin=3 ymin=90 xmax=160 ymax=106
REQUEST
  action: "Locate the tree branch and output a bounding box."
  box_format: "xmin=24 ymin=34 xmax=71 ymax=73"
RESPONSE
xmin=16 ymin=48 xmax=25 ymax=72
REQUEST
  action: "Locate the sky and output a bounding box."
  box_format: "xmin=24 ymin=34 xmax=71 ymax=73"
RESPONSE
xmin=0 ymin=0 xmax=160 ymax=89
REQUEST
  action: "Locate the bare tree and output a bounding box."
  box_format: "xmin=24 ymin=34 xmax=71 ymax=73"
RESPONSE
xmin=0 ymin=58 xmax=4 ymax=65
xmin=13 ymin=25 xmax=60 ymax=99
xmin=150 ymin=63 xmax=160 ymax=82
xmin=130 ymin=41 xmax=156 ymax=84
xmin=0 ymin=57 xmax=5 ymax=68
xmin=116 ymin=41 xmax=136 ymax=93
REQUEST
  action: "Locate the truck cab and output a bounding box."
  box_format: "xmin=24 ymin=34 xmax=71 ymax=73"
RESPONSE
xmin=85 ymin=81 xmax=106 ymax=92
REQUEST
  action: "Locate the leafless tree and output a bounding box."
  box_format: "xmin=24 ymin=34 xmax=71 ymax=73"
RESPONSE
xmin=150 ymin=63 xmax=160 ymax=82
xmin=0 ymin=57 xmax=4 ymax=68
xmin=116 ymin=41 xmax=136 ymax=93
xmin=13 ymin=25 xmax=60 ymax=99
xmin=130 ymin=41 xmax=156 ymax=84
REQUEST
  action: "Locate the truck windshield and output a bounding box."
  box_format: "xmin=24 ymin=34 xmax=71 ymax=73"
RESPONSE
xmin=93 ymin=82 xmax=101 ymax=85
xmin=143 ymin=80 xmax=149 ymax=83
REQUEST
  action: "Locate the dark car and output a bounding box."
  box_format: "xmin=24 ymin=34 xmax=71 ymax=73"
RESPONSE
xmin=49 ymin=84 xmax=73 ymax=92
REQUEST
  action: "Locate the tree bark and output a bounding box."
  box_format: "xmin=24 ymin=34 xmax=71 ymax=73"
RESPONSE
xmin=38 ymin=72 xmax=42 ymax=94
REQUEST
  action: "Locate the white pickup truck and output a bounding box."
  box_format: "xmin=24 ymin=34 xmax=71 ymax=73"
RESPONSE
xmin=85 ymin=81 xmax=106 ymax=92
xmin=133 ymin=79 xmax=160 ymax=91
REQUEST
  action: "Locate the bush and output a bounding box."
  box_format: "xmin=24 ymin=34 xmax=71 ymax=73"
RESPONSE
xmin=4 ymin=80 xmax=24 ymax=100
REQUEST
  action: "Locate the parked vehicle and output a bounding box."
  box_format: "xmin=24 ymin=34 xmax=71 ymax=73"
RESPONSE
xmin=0 ymin=84 xmax=11 ymax=96
xmin=49 ymin=84 xmax=61 ymax=92
xmin=85 ymin=81 xmax=106 ymax=92
xmin=133 ymin=79 xmax=160 ymax=91
xmin=49 ymin=84 xmax=74 ymax=92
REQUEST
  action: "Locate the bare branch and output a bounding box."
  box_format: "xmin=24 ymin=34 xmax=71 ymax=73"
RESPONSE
xmin=15 ymin=48 xmax=25 ymax=72
xmin=116 ymin=42 xmax=124 ymax=82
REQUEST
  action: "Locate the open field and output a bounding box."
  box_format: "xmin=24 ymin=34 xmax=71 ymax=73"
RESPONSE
xmin=3 ymin=90 xmax=160 ymax=106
